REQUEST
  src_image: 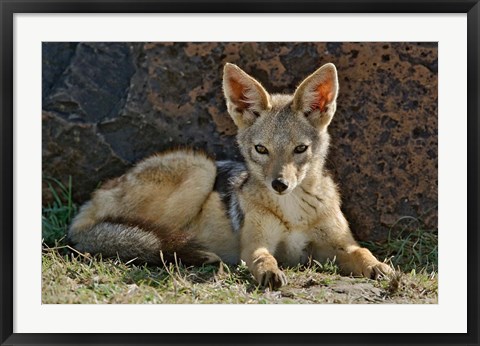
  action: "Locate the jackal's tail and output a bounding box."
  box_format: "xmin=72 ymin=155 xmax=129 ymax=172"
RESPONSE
xmin=68 ymin=219 xmax=221 ymax=265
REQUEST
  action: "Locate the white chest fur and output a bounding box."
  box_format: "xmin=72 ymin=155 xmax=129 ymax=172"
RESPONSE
xmin=271 ymin=187 xmax=323 ymax=265
xmin=275 ymin=230 xmax=311 ymax=266
xmin=273 ymin=188 xmax=320 ymax=228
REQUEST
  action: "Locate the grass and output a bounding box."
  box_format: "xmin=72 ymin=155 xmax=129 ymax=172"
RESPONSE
xmin=360 ymin=216 xmax=438 ymax=273
xmin=42 ymin=246 xmax=437 ymax=304
xmin=42 ymin=178 xmax=438 ymax=304
xmin=42 ymin=176 xmax=77 ymax=247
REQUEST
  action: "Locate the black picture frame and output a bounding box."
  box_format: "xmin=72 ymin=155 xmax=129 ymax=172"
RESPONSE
xmin=1 ymin=1 xmax=478 ymax=345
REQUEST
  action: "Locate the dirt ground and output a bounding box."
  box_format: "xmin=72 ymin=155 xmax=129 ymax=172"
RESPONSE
xmin=267 ymin=273 xmax=437 ymax=304
xmin=42 ymin=249 xmax=437 ymax=304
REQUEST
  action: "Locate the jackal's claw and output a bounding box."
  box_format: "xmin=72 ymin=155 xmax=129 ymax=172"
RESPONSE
xmin=259 ymin=269 xmax=288 ymax=289
xmin=366 ymin=262 xmax=394 ymax=280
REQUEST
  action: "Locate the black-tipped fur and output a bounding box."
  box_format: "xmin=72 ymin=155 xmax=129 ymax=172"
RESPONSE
xmin=214 ymin=161 xmax=248 ymax=232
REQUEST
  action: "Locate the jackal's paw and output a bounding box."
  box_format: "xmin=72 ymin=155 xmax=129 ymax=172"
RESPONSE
xmin=257 ymin=268 xmax=288 ymax=289
xmin=251 ymin=254 xmax=287 ymax=288
xmin=363 ymin=261 xmax=393 ymax=280
xmin=349 ymin=247 xmax=394 ymax=279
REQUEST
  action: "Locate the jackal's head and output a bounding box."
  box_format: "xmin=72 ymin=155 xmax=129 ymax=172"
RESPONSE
xmin=223 ymin=62 xmax=339 ymax=195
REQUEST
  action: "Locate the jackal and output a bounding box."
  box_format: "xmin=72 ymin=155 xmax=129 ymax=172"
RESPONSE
xmin=69 ymin=62 xmax=392 ymax=288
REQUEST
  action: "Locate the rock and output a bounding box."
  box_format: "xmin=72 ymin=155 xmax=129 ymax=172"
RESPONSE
xmin=42 ymin=42 xmax=437 ymax=241
xmin=42 ymin=111 xmax=129 ymax=203
xmin=43 ymin=42 xmax=136 ymax=123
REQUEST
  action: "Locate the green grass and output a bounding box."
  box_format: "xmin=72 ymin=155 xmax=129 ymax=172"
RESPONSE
xmin=42 ymin=176 xmax=77 ymax=247
xmin=360 ymin=216 xmax=438 ymax=273
xmin=41 ymin=178 xmax=438 ymax=304
xmin=42 ymin=246 xmax=437 ymax=304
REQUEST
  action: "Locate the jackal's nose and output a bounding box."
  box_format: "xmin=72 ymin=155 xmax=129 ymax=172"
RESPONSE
xmin=272 ymin=179 xmax=288 ymax=193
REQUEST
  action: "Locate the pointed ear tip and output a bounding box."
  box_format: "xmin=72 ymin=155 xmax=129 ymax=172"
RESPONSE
xmin=321 ymin=62 xmax=337 ymax=73
xmin=224 ymin=62 xmax=238 ymax=71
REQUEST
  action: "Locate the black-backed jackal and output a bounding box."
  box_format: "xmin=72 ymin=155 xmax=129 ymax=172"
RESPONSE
xmin=69 ymin=63 xmax=392 ymax=288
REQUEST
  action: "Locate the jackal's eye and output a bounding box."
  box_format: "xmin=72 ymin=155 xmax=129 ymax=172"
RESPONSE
xmin=294 ymin=145 xmax=308 ymax=154
xmin=255 ymin=145 xmax=269 ymax=155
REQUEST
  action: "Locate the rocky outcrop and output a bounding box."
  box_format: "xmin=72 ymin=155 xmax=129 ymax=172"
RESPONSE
xmin=42 ymin=42 xmax=437 ymax=241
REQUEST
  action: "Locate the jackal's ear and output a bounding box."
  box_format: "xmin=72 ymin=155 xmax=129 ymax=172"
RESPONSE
xmin=223 ymin=63 xmax=271 ymax=129
xmin=292 ymin=63 xmax=339 ymax=130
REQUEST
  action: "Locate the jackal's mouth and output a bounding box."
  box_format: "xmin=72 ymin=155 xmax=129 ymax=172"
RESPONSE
xmin=273 ymin=190 xmax=291 ymax=196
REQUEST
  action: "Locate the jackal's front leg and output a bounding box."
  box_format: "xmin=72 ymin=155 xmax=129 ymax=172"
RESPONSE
xmin=313 ymin=211 xmax=393 ymax=279
xmin=335 ymin=245 xmax=393 ymax=279
xmin=240 ymin=213 xmax=287 ymax=289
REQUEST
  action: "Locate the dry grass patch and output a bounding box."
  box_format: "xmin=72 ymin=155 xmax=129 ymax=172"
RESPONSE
xmin=42 ymin=245 xmax=437 ymax=304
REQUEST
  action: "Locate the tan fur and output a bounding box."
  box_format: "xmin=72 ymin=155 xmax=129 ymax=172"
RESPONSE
xmin=69 ymin=62 xmax=392 ymax=289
